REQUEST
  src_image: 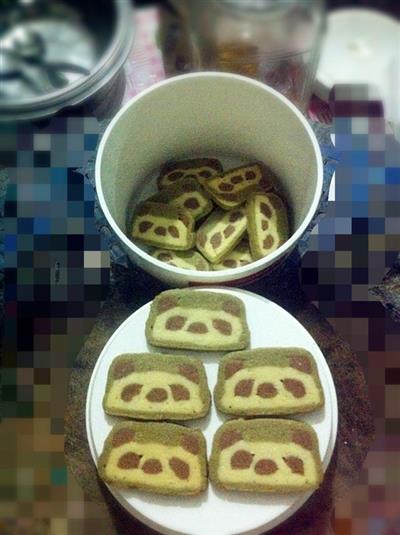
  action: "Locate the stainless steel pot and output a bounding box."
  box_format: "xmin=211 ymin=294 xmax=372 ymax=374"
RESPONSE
xmin=0 ymin=0 xmax=134 ymax=121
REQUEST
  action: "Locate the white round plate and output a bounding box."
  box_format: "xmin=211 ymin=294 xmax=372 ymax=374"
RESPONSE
xmin=86 ymin=288 xmax=338 ymax=535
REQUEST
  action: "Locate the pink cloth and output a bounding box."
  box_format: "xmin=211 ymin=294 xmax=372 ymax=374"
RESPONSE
xmin=122 ymin=7 xmax=166 ymax=104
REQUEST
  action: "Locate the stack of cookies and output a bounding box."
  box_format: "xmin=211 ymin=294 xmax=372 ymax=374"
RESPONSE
xmin=97 ymin=290 xmax=325 ymax=496
xmin=130 ymin=159 xmax=290 ymax=271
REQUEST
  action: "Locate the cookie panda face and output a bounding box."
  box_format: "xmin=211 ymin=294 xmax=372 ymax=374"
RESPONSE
xmin=146 ymin=290 xmax=250 ymax=351
xmin=215 ymin=348 xmax=325 ymax=416
xmin=196 ymin=208 xmax=247 ymax=263
xmin=103 ymin=354 xmax=211 ymax=420
xmin=209 ymin=419 xmax=323 ymax=493
xmin=98 ymin=422 xmax=207 ymax=495
xmin=246 ymin=192 xmax=289 ymax=260
xmin=131 ymin=202 xmax=195 ymax=251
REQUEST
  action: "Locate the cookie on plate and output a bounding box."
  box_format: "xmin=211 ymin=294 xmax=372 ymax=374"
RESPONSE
xmin=131 ymin=202 xmax=195 ymax=250
xmin=98 ymin=421 xmax=208 ymax=495
xmin=103 ymin=353 xmax=211 ymax=420
xmin=145 ymin=290 xmax=250 ymax=351
xmin=209 ymin=418 xmax=323 ymax=493
xmin=152 ymin=249 xmax=210 ymax=271
xmin=246 ymin=191 xmax=289 ymax=260
xmin=158 ymin=158 xmax=223 ymax=189
xmin=196 ymin=208 xmax=247 ymax=264
xmin=214 ymin=348 xmax=324 ymax=416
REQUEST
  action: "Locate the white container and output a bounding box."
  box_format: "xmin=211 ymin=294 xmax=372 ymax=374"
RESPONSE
xmin=95 ymin=72 xmax=323 ymax=286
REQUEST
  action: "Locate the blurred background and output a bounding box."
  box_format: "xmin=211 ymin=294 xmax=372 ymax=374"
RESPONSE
xmin=0 ymin=0 xmax=398 ymax=123
xmin=136 ymin=0 xmax=399 ymax=16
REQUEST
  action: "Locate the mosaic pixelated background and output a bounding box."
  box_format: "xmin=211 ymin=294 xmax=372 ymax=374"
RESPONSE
xmin=1 ymin=7 xmax=400 ymax=535
xmin=302 ymin=87 xmax=400 ymax=535
xmin=1 ymin=117 xmax=110 ymax=535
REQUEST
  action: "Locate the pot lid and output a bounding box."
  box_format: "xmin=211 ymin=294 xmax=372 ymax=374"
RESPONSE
xmin=0 ymin=0 xmax=134 ymax=121
xmin=0 ymin=2 xmax=98 ymax=103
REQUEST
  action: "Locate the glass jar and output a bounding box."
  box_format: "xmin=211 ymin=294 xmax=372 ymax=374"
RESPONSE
xmin=178 ymin=0 xmax=325 ymax=111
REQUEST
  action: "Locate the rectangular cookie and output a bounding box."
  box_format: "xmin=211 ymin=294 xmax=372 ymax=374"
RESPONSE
xmin=209 ymin=418 xmax=323 ymax=493
xmin=203 ymin=163 xmax=267 ymax=207
xmin=246 ymin=191 xmax=289 ymax=260
xmin=196 ymin=207 xmax=247 ymax=263
xmin=145 ymin=290 xmax=250 ymax=351
xmin=214 ymin=348 xmax=324 ymax=416
xmin=149 ymin=178 xmax=213 ymax=221
xmin=212 ymin=240 xmax=253 ymax=270
xmin=158 ymin=158 xmax=223 ymax=189
xmin=103 ymin=353 xmax=211 ymax=420
xmin=152 ymin=249 xmax=210 ymax=271
xmin=131 ymin=202 xmax=195 ymax=251
xmin=98 ymin=421 xmax=208 ymax=495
